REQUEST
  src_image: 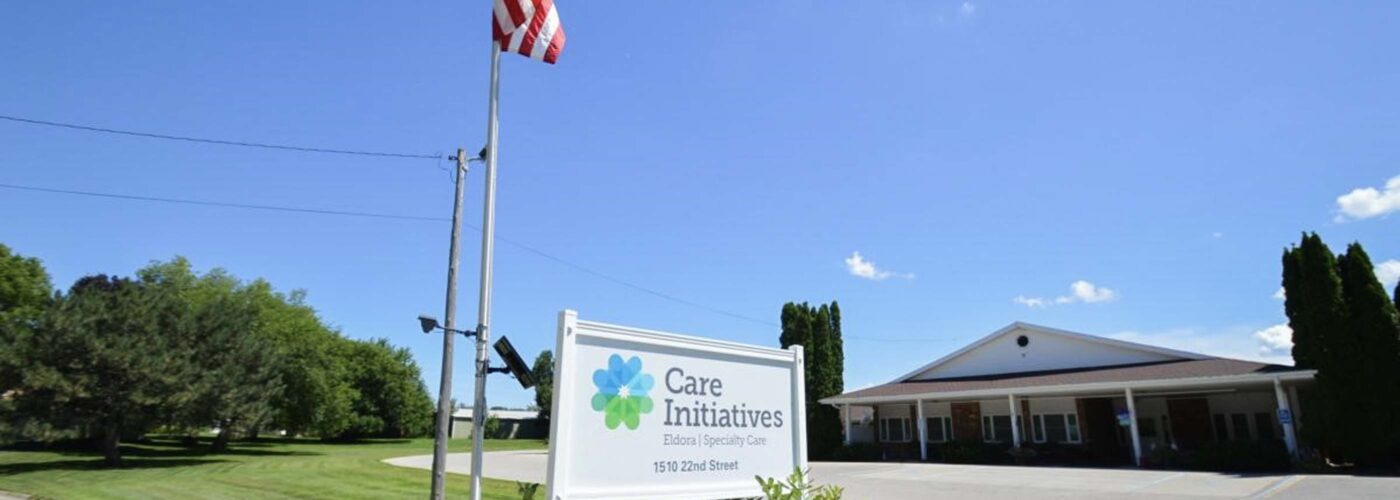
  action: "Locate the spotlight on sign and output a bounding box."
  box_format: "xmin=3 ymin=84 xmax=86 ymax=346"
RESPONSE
xmin=492 ymin=336 xmax=536 ymax=389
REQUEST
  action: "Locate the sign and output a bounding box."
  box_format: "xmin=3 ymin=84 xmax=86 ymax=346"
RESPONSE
xmin=1116 ymin=409 xmax=1131 ymax=427
xmin=546 ymin=310 xmax=807 ymax=499
xmin=1277 ymin=408 xmax=1292 ymax=425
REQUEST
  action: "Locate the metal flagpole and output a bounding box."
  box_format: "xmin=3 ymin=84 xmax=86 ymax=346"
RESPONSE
xmin=468 ymin=39 xmax=503 ymax=500
xmin=429 ymin=149 xmax=469 ymax=500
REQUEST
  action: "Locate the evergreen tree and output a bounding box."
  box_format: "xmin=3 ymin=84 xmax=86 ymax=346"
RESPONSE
xmin=778 ymin=301 xmax=845 ymax=460
xmin=1284 ymin=233 xmax=1345 ymax=369
xmin=532 ymin=350 xmax=554 ymax=421
xmin=7 ymin=275 xmax=201 ymax=465
xmin=1332 ymin=243 xmax=1400 ymax=462
xmin=1281 ymin=233 xmax=1346 ymax=454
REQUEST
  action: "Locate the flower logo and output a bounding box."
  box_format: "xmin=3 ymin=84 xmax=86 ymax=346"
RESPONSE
xmin=591 ymin=354 xmax=654 ymax=430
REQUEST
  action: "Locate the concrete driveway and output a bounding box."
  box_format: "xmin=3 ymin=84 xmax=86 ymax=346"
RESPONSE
xmin=384 ymin=452 xmax=1400 ymax=499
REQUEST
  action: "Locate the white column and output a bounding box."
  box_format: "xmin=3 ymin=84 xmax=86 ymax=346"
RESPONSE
xmin=1288 ymin=385 xmax=1303 ymax=431
xmin=844 ymin=404 xmax=852 ymax=445
xmin=1125 ymin=388 xmax=1142 ymax=467
xmin=1008 ymin=394 xmax=1021 ymax=448
xmin=1274 ymin=378 xmax=1298 ymax=457
xmin=916 ymin=399 xmax=927 ymax=461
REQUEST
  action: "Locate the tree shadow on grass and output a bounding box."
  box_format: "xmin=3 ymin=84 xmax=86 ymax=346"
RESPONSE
xmin=0 ymin=457 xmax=229 ymax=475
xmin=42 ymin=443 xmax=319 ymax=460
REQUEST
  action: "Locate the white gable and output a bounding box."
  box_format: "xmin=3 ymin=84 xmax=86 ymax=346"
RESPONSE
xmin=901 ymin=323 xmax=1208 ymax=381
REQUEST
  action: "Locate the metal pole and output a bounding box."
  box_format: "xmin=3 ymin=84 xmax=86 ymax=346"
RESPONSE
xmin=429 ymin=149 xmax=469 ymax=500
xmin=468 ymin=40 xmax=502 ymax=500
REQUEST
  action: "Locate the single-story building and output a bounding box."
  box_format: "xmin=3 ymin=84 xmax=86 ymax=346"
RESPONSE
xmin=819 ymin=322 xmax=1312 ymax=466
xmin=449 ymin=408 xmax=547 ymax=440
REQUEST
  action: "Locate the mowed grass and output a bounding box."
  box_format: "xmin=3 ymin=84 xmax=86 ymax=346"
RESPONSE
xmin=0 ymin=437 xmax=546 ymax=500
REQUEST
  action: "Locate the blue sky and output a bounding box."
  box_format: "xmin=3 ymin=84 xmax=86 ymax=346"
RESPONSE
xmin=2 ymin=1 xmax=1398 ymax=407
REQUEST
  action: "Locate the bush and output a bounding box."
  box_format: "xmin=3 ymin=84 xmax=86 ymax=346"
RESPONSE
xmin=829 ymin=442 xmax=882 ymax=462
xmin=1191 ymin=440 xmax=1291 ymax=472
xmin=931 ymin=441 xmax=1008 ymax=465
xmin=1029 ymin=442 xmax=1098 ymax=466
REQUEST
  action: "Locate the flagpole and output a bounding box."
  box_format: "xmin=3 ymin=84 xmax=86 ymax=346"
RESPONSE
xmin=468 ymin=39 xmax=502 ymax=500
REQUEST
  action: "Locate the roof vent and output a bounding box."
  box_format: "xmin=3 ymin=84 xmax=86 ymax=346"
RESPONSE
xmin=1016 ymin=335 xmax=1030 ymax=348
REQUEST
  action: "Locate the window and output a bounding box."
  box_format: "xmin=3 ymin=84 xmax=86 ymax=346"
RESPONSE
xmin=1213 ymin=414 xmax=1229 ymax=442
xmin=1231 ymin=414 xmax=1250 ymax=441
xmin=1032 ymin=413 xmax=1083 ymax=444
xmin=982 ymin=415 xmax=1012 ymax=443
xmin=880 ymin=417 xmax=910 ymax=442
xmin=925 ymin=416 xmax=952 ymax=443
xmin=1254 ymin=413 xmax=1275 ymax=441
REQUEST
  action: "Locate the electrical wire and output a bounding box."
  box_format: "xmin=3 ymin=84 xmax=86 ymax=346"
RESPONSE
xmin=0 ymin=181 xmax=958 ymax=342
xmin=0 ymin=114 xmax=442 ymax=160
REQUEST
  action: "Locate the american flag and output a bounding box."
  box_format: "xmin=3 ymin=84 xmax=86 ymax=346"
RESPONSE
xmin=493 ymin=0 xmax=566 ymax=64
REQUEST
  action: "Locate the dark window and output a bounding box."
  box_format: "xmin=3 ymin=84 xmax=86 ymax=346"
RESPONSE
xmin=1231 ymin=414 xmax=1250 ymax=441
xmin=1043 ymin=414 xmax=1068 ymax=444
xmin=1067 ymin=414 xmax=1081 ymax=442
xmin=1254 ymin=413 xmax=1275 ymax=441
xmin=1213 ymin=414 xmax=1229 ymax=442
xmin=926 ymin=417 xmax=950 ymax=443
xmin=983 ymin=415 xmax=1012 ymax=442
xmin=1032 ymin=415 xmax=1045 ymax=442
xmin=881 ymin=418 xmax=909 ymax=442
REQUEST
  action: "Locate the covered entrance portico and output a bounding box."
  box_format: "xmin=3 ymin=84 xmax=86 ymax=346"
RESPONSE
xmin=834 ymin=367 xmax=1311 ymax=466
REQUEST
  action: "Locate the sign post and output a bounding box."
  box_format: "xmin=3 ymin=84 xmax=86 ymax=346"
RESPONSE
xmin=547 ymin=310 xmax=807 ymax=499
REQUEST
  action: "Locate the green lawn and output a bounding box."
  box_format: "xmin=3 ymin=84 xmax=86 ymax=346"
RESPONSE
xmin=0 ymin=437 xmax=547 ymax=500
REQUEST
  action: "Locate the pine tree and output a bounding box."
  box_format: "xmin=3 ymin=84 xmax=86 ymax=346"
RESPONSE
xmin=829 ymin=301 xmax=844 ymax=396
xmin=1281 ymin=233 xmax=1346 ymax=455
xmin=1333 ymin=243 xmax=1400 ymax=462
xmin=1284 ymin=233 xmax=1344 ymax=369
xmin=778 ymin=301 xmax=846 ymax=460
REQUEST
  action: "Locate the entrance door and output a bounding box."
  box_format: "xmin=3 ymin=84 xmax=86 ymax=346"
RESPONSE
xmin=1080 ymin=397 xmax=1127 ymax=465
xmin=1167 ymin=398 xmax=1212 ymax=450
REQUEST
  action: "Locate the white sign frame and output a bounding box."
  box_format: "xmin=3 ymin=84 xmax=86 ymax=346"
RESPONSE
xmin=546 ymin=310 xmax=807 ymax=500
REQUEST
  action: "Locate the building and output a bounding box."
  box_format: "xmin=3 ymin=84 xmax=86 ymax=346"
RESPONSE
xmin=449 ymin=408 xmax=547 ymax=440
xmin=819 ymin=322 xmax=1312 ymax=466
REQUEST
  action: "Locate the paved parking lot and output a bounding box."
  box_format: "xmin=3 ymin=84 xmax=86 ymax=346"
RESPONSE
xmin=811 ymin=461 xmax=1398 ymax=499
xmin=385 ymin=451 xmax=1400 ymax=499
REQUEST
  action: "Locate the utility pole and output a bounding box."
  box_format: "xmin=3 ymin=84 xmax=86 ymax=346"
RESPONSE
xmin=468 ymin=40 xmax=503 ymax=500
xmin=429 ymin=148 xmax=468 ymax=500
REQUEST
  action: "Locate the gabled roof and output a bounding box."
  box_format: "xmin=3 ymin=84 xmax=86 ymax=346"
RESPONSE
xmin=892 ymin=322 xmax=1211 ymax=383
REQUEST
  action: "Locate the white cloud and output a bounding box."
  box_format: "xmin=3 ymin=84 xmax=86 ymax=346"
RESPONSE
xmin=1273 ymin=287 xmax=1286 ymax=301
xmin=1063 ymin=280 xmax=1118 ymax=303
xmin=1212 ymin=232 xmax=1224 ymax=239
xmin=1376 ymin=259 xmax=1400 ymax=289
xmin=1253 ymin=323 xmax=1293 ymax=356
xmin=960 ymin=1 xmax=977 ymax=17
xmin=843 ymin=251 xmax=912 ymax=281
xmin=1110 ymin=325 xmax=1293 ymax=365
xmin=1335 ymin=175 xmax=1400 ymax=222
xmin=1014 ymin=280 xmax=1118 ymax=308
xmin=1013 ymin=296 xmax=1048 ymax=308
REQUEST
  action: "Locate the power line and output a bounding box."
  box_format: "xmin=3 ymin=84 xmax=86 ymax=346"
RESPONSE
xmin=0 ymin=181 xmax=963 ymax=342
xmin=0 ymin=183 xmax=448 ymax=222
xmin=0 ymin=114 xmax=442 ymax=160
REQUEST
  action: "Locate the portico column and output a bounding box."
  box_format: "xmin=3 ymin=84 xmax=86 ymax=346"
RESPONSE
xmin=843 ymin=404 xmax=852 ymax=445
xmin=1274 ymin=378 xmax=1298 ymax=457
xmin=1125 ymin=388 xmax=1142 ymax=467
xmin=1008 ymin=394 xmax=1021 ymax=448
xmin=1288 ymin=385 xmax=1303 ymax=431
xmin=916 ymin=399 xmax=927 ymax=460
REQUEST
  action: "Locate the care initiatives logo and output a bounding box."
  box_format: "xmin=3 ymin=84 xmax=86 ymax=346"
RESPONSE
xmin=591 ymin=354 xmax=654 ymax=430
